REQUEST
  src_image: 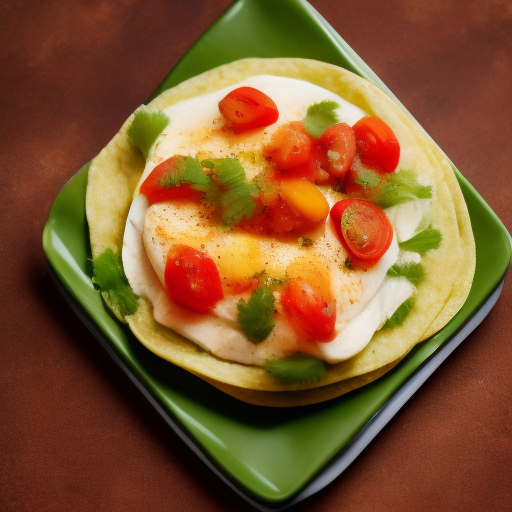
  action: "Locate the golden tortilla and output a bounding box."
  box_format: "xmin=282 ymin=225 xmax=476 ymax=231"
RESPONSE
xmin=86 ymin=58 xmax=475 ymax=406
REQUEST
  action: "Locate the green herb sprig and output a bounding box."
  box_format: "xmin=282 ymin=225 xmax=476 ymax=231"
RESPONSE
xmin=384 ymin=297 xmax=415 ymax=328
xmin=127 ymin=106 xmax=170 ymax=159
xmin=386 ymin=262 xmax=425 ymax=286
xmin=398 ymin=225 xmax=442 ymax=255
xmin=92 ymin=248 xmax=139 ymax=321
xmin=265 ymin=354 xmax=327 ymax=384
xmin=302 ymin=100 xmax=340 ymax=138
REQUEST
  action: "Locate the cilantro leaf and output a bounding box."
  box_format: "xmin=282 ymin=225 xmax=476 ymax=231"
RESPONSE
xmin=354 ymin=167 xmax=383 ymax=190
xmin=398 ymin=225 xmax=442 ymax=255
xmin=375 ymin=169 xmax=433 ymax=209
xmin=265 ymin=354 xmax=327 ymax=384
xmin=214 ymin=157 xmax=248 ymax=188
xmin=386 ymin=263 xmax=425 ymax=286
xmin=210 ymin=158 xmax=258 ymax=226
xmin=237 ymin=283 xmax=276 ymax=344
xmin=127 ymin=106 xmax=170 ymax=159
xmin=220 ymin=186 xmax=257 ymax=225
xmin=302 ymin=100 xmax=340 ymax=138
xmin=92 ymin=248 xmax=139 ymax=321
xmin=351 ymin=168 xmax=432 ymax=208
xmin=157 ymin=156 xmax=219 ymax=200
xmin=384 ymin=297 xmax=415 ymax=328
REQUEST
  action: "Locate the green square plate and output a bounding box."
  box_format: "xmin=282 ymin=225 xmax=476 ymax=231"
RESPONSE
xmin=42 ymin=0 xmax=511 ymax=509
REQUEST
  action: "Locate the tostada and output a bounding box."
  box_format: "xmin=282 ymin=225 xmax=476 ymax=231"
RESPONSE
xmin=86 ymin=58 xmax=475 ymax=406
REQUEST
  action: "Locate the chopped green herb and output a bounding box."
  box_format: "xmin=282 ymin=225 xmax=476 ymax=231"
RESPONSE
xmin=214 ymin=158 xmax=248 ymax=188
xmin=92 ymin=248 xmax=139 ymax=321
xmin=220 ymin=185 xmax=256 ymax=225
xmin=265 ymin=354 xmax=327 ymax=384
xmin=398 ymin=225 xmax=442 ymax=255
xmin=210 ymin=158 xmax=259 ymax=226
xmin=127 ymin=106 xmax=170 ymax=159
xmin=386 ymin=262 xmax=425 ymax=286
xmin=302 ymin=100 xmax=340 ymax=138
xmin=384 ymin=297 xmax=415 ymax=328
xmin=237 ymin=283 xmax=276 ymax=344
xmin=373 ymin=169 xmax=433 ymax=209
xmin=354 ymin=167 xmax=383 ymax=190
xmin=157 ymin=156 xmax=219 ymax=200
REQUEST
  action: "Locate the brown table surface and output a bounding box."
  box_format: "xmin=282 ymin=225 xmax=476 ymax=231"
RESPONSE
xmin=1 ymin=1 xmax=511 ymax=510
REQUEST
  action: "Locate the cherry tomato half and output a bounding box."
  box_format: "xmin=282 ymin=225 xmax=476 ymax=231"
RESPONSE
xmin=269 ymin=142 xmax=327 ymax=183
xmin=330 ymin=199 xmax=393 ymax=265
xmin=263 ymin=121 xmax=312 ymax=170
xmin=267 ymin=122 xmax=356 ymax=185
xmin=164 ymin=245 xmax=223 ymax=313
xmin=218 ymin=87 xmax=279 ymax=134
xmin=352 ymin=116 xmax=400 ymax=173
xmin=317 ymin=122 xmax=356 ymax=181
xmin=139 ymin=156 xmax=203 ymax=205
xmin=281 ymin=277 xmax=336 ymax=341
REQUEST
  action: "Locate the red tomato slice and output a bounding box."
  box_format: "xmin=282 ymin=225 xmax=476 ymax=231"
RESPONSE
xmin=281 ymin=277 xmax=336 ymax=341
xmin=164 ymin=245 xmax=223 ymax=313
xmin=218 ymin=87 xmax=279 ymax=134
xmin=317 ymin=122 xmax=356 ymax=181
xmin=264 ymin=121 xmax=312 ymax=170
xmin=139 ymin=156 xmax=203 ymax=205
xmin=329 ymin=199 xmax=393 ymax=265
xmin=352 ymin=116 xmax=400 ymax=173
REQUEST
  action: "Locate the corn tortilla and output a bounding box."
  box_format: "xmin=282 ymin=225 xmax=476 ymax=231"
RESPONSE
xmin=86 ymin=58 xmax=475 ymax=406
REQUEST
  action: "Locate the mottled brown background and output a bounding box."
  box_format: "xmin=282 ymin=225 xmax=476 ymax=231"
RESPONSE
xmin=1 ymin=1 xmax=511 ymax=511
